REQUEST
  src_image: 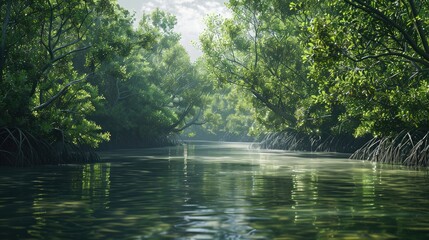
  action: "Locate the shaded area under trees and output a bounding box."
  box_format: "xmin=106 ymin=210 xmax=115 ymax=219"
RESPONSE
xmin=0 ymin=1 xmax=210 ymax=165
xmin=199 ymin=0 xmax=429 ymax=166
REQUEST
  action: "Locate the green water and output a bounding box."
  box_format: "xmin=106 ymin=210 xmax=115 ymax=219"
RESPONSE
xmin=1 ymin=142 xmax=429 ymax=239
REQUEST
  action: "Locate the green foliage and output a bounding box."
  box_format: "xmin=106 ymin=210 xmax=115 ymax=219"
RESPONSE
xmin=200 ymin=1 xmax=314 ymax=136
xmin=0 ymin=0 xmax=212 ymax=163
xmin=302 ymin=0 xmax=429 ymax=137
xmin=3 ymin=0 xmax=428 ymax=164
xmin=185 ymin=82 xmax=257 ymax=140
xmin=87 ymin=8 xmax=212 ymax=147
xmin=0 ymin=0 xmax=111 ymax=148
xmin=201 ymin=0 xmax=429 ymax=146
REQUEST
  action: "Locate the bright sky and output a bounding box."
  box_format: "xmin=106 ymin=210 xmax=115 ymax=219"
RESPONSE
xmin=117 ymin=0 xmax=229 ymax=61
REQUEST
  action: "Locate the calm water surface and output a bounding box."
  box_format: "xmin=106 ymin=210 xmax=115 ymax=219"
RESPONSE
xmin=1 ymin=141 xmax=429 ymax=239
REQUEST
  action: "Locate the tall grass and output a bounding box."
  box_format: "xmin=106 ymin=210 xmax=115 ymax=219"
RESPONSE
xmin=0 ymin=127 xmax=99 ymax=166
xmin=350 ymin=131 xmax=429 ymax=167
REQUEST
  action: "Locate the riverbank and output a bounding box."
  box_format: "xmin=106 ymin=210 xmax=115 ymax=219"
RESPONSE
xmin=350 ymin=131 xmax=429 ymax=167
xmin=258 ymin=131 xmax=429 ymax=167
xmin=0 ymin=127 xmax=98 ymax=166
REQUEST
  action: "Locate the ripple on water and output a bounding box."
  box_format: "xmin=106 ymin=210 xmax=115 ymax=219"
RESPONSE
xmin=1 ymin=142 xmax=429 ymax=239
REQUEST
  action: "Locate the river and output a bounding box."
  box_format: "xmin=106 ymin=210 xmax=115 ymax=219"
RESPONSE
xmin=1 ymin=141 xmax=428 ymax=239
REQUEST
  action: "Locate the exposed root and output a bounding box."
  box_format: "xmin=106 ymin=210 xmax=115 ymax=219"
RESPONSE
xmin=0 ymin=127 xmax=53 ymax=166
xmin=350 ymin=131 xmax=429 ymax=167
xmin=0 ymin=127 xmax=99 ymax=166
xmin=258 ymin=131 xmax=367 ymax=153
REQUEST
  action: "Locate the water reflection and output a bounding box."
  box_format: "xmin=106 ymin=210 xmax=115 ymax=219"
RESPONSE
xmin=0 ymin=142 xmax=429 ymax=239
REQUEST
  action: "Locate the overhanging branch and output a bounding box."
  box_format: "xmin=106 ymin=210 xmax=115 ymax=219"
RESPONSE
xmin=344 ymin=0 xmax=429 ymax=62
xmin=354 ymin=52 xmax=429 ymax=68
xmin=32 ymin=76 xmax=88 ymax=112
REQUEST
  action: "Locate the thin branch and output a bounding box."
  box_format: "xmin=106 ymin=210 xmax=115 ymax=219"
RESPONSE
xmin=173 ymin=108 xmax=205 ymax=132
xmin=167 ymin=103 xmax=195 ymax=132
xmin=52 ymin=15 xmax=71 ymax=50
xmin=408 ymin=0 xmax=429 ymax=54
xmin=252 ymin=9 xmax=259 ymax=70
xmin=51 ymin=45 xmax=92 ymax=64
xmin=345 ymin=0 xmax=429 ymax=62
xmin=47 ymin=0 xmax=54 ymax=59
xmin=226 ymin=56 xmax=249 ymax=70
xmin=32 ymin=76 xmax=88 ymax=111
xmin=264 ymin=65 xmax=303 ymax=98
xmin=250 ymin=86 xmax=296 ymax=124
xmin=354 ymin=51 xmax=429 ymax=68
xmin=53 ymin=38 xmax=84 ymax=55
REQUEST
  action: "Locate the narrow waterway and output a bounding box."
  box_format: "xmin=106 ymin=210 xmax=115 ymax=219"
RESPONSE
xmin=1 ymin=141 xmax=428 ymax=239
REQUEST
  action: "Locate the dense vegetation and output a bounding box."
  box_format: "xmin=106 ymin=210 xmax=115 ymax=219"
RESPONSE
xmin=0 ymin=0 xmax=210 ymax=165
xmin=200 ymin=0 xmax=429 ymax=165
xmin=1 ymin=0 xmax=428 ymax=166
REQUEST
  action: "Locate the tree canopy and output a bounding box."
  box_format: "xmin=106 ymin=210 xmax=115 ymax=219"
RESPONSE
xmin=201 ymin=0 xmax=428 ymax=136
xmin=1 ymin=0 xmax=428 ymax=166
xmin=0 ymin=0 xmax=211 ymax=164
